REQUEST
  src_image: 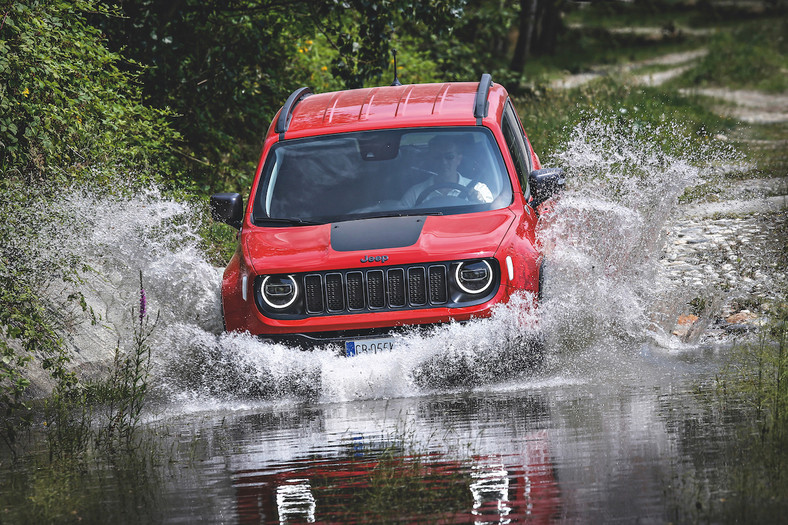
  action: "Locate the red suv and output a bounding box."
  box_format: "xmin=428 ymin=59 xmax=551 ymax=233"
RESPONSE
xmin=211 ymin=74 xmax=564 ymax=355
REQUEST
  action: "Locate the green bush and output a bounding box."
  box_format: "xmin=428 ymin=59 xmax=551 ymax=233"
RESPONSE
xmin=0 ymin=0 xmax=180 ymax=183
xmin=0 ymin=179 xmax=77 ymax=448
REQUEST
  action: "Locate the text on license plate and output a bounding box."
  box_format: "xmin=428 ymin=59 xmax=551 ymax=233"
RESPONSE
xmin=345 ymin=338 xmax=395 ymax=357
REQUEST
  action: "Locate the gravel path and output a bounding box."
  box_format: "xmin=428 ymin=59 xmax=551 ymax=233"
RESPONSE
xmin=680 ymin=88 xmax=788 ymax=124
xmin=662 ymin=204 xmax=787 ymax=343
xmin=550 ymin=48 xmax=709 ymax=89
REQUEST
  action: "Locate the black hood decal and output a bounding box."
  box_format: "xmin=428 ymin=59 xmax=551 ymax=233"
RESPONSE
xmin=330 ymin=216 xmax=426 ymax=252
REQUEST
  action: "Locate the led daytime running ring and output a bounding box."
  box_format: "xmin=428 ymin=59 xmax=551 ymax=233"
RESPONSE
xmin=455 ymin=260 xmax=493 ymax=294
xmin=261 ymin=275 xmax=299 ymax=309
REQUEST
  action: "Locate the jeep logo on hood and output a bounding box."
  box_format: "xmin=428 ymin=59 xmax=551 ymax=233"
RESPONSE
xmin=360 ymin=255 xmax=388 ymax=263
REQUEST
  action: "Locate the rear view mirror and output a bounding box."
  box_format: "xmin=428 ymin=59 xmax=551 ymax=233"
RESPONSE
xmin=529 ymin=168 xmax=565 ymax=209
xmin=210 ymin=193 xmax=244 ymax=229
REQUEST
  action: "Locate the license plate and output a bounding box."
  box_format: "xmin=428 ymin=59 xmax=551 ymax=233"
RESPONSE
xmin=345 ymin=338 xmax=395 ymax=357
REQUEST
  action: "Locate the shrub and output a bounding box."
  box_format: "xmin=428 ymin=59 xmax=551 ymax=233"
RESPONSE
xmin=0 ymin=0 xmax=180 ymax=183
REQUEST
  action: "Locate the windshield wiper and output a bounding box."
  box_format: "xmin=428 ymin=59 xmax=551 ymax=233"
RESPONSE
xmin=254 ymin=216 xmax=325 ymax=226
xmin=358 ymin=211 xmax=444 ymax=220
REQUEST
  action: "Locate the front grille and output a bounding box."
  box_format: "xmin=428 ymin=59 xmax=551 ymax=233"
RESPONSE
xmin=304 ymin=263 xmax=448 ymax=315
xmin=256 ymin=258 xmax=500 ymax=319
xmin=325 ymin=273 xmax=344 ymax=311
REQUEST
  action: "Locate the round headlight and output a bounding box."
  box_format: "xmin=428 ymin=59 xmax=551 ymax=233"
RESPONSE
xmin=261 ymin=275 xmax=298 ymax=309
xmin=455 ymin=260 xmax=493 ymax=294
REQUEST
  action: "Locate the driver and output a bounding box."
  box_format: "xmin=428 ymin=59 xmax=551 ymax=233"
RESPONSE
xmin=400 ymin=136 xmax=493 ymax=207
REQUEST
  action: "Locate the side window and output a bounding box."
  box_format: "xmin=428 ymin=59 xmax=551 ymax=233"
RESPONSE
xmin=501 ymin=101 xmax=532 ymax=199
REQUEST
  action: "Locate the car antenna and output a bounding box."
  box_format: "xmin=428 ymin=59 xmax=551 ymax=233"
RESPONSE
xmin=391 ymin=49 xmax=402 ymax=86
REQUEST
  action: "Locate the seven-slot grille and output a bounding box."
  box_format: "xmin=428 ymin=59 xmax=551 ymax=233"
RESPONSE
xmin=304 ymin=264 xmax=448 ymax=315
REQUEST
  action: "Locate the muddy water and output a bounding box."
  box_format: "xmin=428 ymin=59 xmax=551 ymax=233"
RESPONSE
xmin=54 ymin=341 xmax=730 ymax=524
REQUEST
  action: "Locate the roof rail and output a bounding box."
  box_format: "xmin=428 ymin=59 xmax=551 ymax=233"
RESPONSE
xmin=474 ymin=73 xmax=492 ymax=122
xmin=275 ymin=86 xmax=313 ymax=136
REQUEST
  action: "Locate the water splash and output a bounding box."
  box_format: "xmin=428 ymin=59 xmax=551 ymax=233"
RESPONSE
xmin=36 ymin=187 xmax=222 ymax=380
xmin=153 ymin=293 xmax=542 ymax=406
xmin=31 ymin=117 xmax=736 ymax=406
xmin=538 ymin=118 xmax=735 ymax=353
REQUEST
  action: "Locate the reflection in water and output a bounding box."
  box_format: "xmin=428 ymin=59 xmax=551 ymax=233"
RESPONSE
xmin=470 ymin=459 xmax=511 ymax=522
xmin=170 ymin=371 xmax=724 ymax=524
xmin=275 ymin=479 xmax=315 ymax=523
xmin=232 ymin=427 xmax=562 ymax=524
xmin=221 ymin=392 xmax=563 ymax=523
xmin=0 ymin=353 xmax=752 ymax=523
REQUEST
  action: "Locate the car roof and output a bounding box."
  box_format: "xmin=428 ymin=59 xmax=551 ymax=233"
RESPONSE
xmin=276 ymin=81 xmax=509 ymax=139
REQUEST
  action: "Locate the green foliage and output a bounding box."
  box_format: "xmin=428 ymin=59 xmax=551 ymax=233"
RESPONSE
xmin=201 ymin=220 xmax=240 ymax=267
xmin=313 ymin=0 xmax=464 ymax=88
xmin=97 ymin=0 xmax=464 ymax=194
xmin=0 ymin=0 xmax=181 ymax=447
xmin=0 ymin=179 xmax=76 ymax=449
xmin=0 ymin=0 xmax=180 ymax=183
xmin=291 ymin=35 xmax=346 ymax=93
xmin=427 ymin=0 xmax=520 ymax=81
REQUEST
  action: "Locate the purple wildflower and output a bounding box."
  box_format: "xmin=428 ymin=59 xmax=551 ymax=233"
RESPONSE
xmin=139 ymin=270 xmax=147 ymax=324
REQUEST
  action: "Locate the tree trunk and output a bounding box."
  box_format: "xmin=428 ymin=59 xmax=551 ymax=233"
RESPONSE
xmin=510 ymin=0 xmax=538 ymax=72
xmin=531 ymin=0 xmax=564 ymax=56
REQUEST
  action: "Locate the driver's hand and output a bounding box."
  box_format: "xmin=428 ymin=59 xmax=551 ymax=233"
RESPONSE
xmin=471 ymin=182 xmax=493 ymax=203
xmin=469 ymin=188 xmax=485 ymax=202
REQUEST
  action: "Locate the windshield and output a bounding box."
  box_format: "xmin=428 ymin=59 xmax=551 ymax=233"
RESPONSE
xmin=252 ymin=128 xmax=513 ymax=225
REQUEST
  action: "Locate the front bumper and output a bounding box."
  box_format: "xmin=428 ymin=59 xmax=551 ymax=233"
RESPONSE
xmin=256 ymin=325 xmax=436 ymax=350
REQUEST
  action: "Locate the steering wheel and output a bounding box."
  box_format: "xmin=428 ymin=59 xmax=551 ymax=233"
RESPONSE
xmin=415 ymin=182 xmax=470 ymax=205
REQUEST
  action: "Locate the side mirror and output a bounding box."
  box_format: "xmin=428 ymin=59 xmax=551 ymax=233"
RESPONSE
xmin=529 ymin=168 xmax=565 ymax=209
xmin=210 ymin=193 xmax=244 ymax=229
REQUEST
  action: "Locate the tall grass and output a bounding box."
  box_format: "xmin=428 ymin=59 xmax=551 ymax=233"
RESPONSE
xmin=95 ymin=271 xmax=158 ymax=451
xmin=1 ymin=272 xmax=161 ymax=521
xmin=42 ymin=271 xmax=158 ymax=458
xmin=713 ymin=301 xmax=788 ymax=518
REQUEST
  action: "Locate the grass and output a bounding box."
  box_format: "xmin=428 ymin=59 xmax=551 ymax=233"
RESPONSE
xmin=513 ymin=27 xmax=705 ymax=84
xmin=728 ymin=121 xmax=788 ymax=179
xmin=708 ymin=302 xmax=788 ymax=520
xmin=671 ymin=19 xmax=788 ymax=93
xmin=563 ymin=0 xmax=782 ymax=29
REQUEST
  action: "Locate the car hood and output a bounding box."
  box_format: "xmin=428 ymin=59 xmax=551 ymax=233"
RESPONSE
xmin=244 ymin=209 xmax=516 ymax=274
